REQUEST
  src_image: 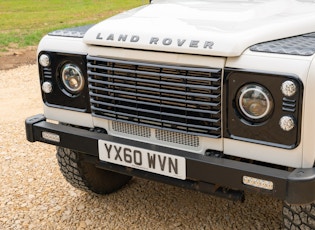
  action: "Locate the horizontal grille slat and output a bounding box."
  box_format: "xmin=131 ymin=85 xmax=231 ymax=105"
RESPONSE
xmin=91 ymin=101 xmax=220 ymax=123
xmin=87 ymin=56 xmax=222 ymax=138
xmin=87 ymin=56 xmax=219 ymax=73
xmin=43 ymin=67 xmax=52 ymax=78
xmin=89 ymin=90 xmax=220 ymax=108
xmin=89 ymin=78 xmax=220 ymax=99
xmin=87 ymin=64 xmax=220 ymax=82
xmin=91 ymin=106 xmax=220 ymax=132
xmin=88 ymin=70 xmax=220 ymax=90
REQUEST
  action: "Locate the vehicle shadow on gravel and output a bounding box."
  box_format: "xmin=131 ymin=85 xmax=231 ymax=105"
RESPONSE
xmin=67 ymin=177 xmax=282 ymax=229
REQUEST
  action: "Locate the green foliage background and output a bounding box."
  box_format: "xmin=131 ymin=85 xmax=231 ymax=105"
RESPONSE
xmin=0 ymin=0 xmax=145 ymax=52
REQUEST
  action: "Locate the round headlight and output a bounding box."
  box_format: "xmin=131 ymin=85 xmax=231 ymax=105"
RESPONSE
xmin=238 ymin=84 xmax=273 ymax=121
xmin=61 ymin=64 xmax=84 ymax=94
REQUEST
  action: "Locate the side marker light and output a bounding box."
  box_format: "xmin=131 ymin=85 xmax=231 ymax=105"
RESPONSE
xmin=243 ymin=176 xmax=274 ymax=190
xmin=42 ymin=132 xmax=60 ymax=143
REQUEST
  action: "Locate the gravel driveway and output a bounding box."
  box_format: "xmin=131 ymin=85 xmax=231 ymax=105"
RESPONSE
xmin=0 ymin=65 xmax=283 ymax=229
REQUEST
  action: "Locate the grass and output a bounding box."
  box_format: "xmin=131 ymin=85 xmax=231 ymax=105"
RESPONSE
xmin=0 ymin=0 xmax=145 ymax=52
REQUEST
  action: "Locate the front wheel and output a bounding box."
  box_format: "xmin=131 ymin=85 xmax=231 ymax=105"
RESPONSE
xmin=56 ymin=147 xmax=131 ymax=194
xmin=283 ymin=201 xmax=315 ymax=229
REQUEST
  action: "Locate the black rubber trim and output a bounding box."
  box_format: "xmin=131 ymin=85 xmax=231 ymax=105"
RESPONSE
xmin=25 ymin=114 xmax=315 ymax=204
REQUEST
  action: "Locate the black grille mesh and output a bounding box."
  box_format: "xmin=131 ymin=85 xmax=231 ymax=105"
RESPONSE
xmin=87 ymin=56 xmax=222 ymax=138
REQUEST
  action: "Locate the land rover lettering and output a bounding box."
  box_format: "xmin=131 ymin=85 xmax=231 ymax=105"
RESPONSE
xmin=95 ymin=33 xmax=214 ymax=49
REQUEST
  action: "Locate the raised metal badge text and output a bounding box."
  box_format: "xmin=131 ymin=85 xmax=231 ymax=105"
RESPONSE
xmin=96 ymin=33 xmax=214 ymax=49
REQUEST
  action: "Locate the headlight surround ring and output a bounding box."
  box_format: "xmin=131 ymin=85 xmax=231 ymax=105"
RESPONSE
xmin=237 ymin=84 xmax=274 ymax=122
xmin=60 ymin=63 xmax=84 ymax=94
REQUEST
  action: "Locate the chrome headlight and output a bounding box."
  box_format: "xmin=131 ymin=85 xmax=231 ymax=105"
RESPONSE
xmin=238 ymin=84 xmax=273 ymax=121
xmin=61 ymin=64 xmax=84 ymax=94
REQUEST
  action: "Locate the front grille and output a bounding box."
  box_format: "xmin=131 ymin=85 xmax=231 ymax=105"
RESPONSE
xmin=87 ymin=56 xmax=222 ymax=138
xmin=155 ymin=129 xmax=200 ymax=147
xmin=112 ymin=121 xmax=151 ymax=138
xmin=111 ymin=120 xmax=200 ymax=147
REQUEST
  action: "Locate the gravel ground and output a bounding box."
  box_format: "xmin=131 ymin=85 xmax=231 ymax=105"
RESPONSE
xmin=0 ymin=65 xmax=283 ymax=229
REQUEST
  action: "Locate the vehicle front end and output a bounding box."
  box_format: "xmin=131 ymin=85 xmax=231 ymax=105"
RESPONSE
xmin=25 ymin=0 xmax=315 ymax=228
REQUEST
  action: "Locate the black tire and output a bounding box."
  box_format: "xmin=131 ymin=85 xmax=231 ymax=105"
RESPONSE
xmin=56 ymin=147 xmax=131 ymax=194
xmin=283 ymin=201 xmax=315 ymax=229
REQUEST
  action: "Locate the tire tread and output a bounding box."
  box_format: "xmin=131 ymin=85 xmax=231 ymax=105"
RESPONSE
xmin=283 ymin=201 xmax=315 ymax=230
xmin=56 ymin=147 xmax=131 ymax=194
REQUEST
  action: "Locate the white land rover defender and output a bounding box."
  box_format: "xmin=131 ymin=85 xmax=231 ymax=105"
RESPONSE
xmin=25 ymin=0 xmax=315 ymax=228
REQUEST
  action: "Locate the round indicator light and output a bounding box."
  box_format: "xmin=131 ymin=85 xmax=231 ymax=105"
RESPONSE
xmin=42 ymin=81 xmax=53 ymax=93
xmin=281 ymin=80 xmax=297 ymax=97
xmin=39 ymin=54 xmax=51 ymax=67
xmin=279 ymin=116 xmax=295 ymax=131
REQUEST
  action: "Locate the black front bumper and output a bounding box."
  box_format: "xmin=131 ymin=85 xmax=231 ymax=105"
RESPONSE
xmin=26 ymin=114 xmax=315 ymax=204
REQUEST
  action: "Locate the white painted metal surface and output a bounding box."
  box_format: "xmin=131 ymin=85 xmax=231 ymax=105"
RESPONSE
xmin=84 ymin=0 xmax=315 ymax=56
